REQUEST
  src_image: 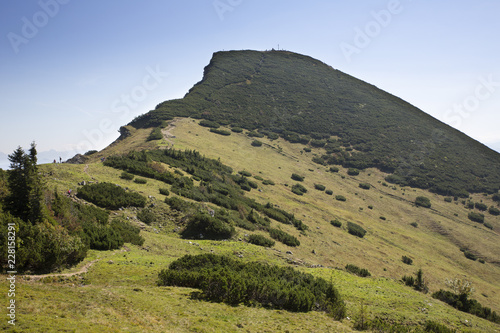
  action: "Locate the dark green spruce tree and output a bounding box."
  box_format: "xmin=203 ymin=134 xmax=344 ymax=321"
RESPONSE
xmin=6 ymin=142 xmax=44 ymax=223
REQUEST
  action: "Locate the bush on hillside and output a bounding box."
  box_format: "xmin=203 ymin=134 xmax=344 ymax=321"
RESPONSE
xmin=262 ymin=179 xmax=275 ymax=185
xmin=238 ymin=170 xmax=252 ymax=177
xmin=358 ymin=183 xmax=371 ymax=190
xmin=120 ymin=171 xmax=135 ymax=180
xmin=291 ymin=173 xmax=305 ymax=181
xmin=248 ymin=234 xmax=275 ymax=247
xmin=330 ymin=219 xmax=342 ymax=228
xmin=269 ymin=228 xmax=300 ymax=247
xmin=159 ymin=188 xmax=170 ymax=196
xmin=335 ymin=195 xmax=346 ymax=202
xmin=488 ymin=206 xmax=500 ymax=216
xmin=402 ymin=255 xmax=413 ymax=265
xmin=77 ymin=182 xmax=146 ymax=210
xmin=415 ymin=196 xmax=431 ymax=208
xmin=345 ymin=264 xmax=371 ymax=277
xmin=209 ymin=128 xmax=231 ymax=136
xmin=474 ymin=202 xmax=488 ymax=211
xmin=468 ymin=211 xmax=484 ymax=223
xmin=292 ymin=183 xmax=307 ymax=196
xmin=181 ymin=211 xmax=235 ymax=240
xmin=134 ymin=178 xmax=148 ymax=184
xmin=147 ymin=127 xmax=163 ymax=141
xmin=311 ymin=183 xmax=325 ymax=192
xmin=432 ymin=289 xmax=499 ymax=324
xmin=199 ymin=119 xmax=220 ymax=128
xmin=347 ymin=222 xmax=366 ymax=238
xmin=158 ymin=254 xmax=346 ymax=318
xmin=251 ymin=140 xmax=263 ymax=147
xmin=137 ymin=208 xmax=156 ymax=224
xmin=347 ymin=168 xmax=360 ymax=176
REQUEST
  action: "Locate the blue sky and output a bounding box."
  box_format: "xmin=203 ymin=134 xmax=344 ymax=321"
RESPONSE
xmin=1 ymin=0 xmax=499 ymax=168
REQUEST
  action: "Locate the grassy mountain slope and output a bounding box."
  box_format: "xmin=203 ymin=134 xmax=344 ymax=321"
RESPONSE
xmin=2 ymin=50 xmax=500 ymax=332
xmin=3 ymin=117 xmax=498 ymax=331
xmin=130 ymin=50 xmax=500 ymax=196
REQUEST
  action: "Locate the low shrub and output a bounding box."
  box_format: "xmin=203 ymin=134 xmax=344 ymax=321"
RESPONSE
xmin=444 ymin=197 xmax=453 ymax=203
xmin=120 ymin=171 xmax=134 ymax=180
xmin=248 ymin=234 xmax=275 ymax=247
xmin=292 ymin=183 xmax=307 ymax=196
xmin=330 ymin=219 xmax=342 ymax=228
xmin=159 ymin=188 xmax=170 ymax=196
xmin=401 ymin=269 xmax=428 ymax=293
xmin=238 ymin=170 xmax=252 ymax=177
xmin=345 ymin=264 xmax=371 ymax=277
xmin=347 ymin=168 xmax=359 ymax=176
xmin=474 ymin=202 xmax=488 ymax=211
xmin=262 ymin=179 xmax=275 ymax=185
xmin=415 ymin=196 xmax=431 ymax=208
xmin=165 ymin=196 xmax=194 ymax=212
xmin=347 ymin=222 xmax=366 ymax=238
xmin=410 ymin=222 xmax=418 ymax=228
xmin=137 ymin=208 xmax=156 ymax=224
xmin=335 ymin=195 xmax=346 ymax=202
xmin=134 ymin=178 xmax=148 ymax=184
xmin=147 ymin=127 xmax=163 ymax=141
xmin=291 ymin=173 xmax=304 ymax=181
xmin=269 ymin=228 xmax=300 ymax=247
xmin=463 ymin=250 xmax=477 ymax=261
xmin=77 ymin=182 xmax=146 ymax=210
xmin=247 ymin=130 xmax=264 ymax=138
xmin=231 ymin=127 xmax=243 ymax=133
xmin=181 ymin=211 xmax=235 ymax=240
xmin=251 ymin=140 xmax=263 ymax=147
xmin=314 ymin=184 xmax=326 ymax=191
xmin=468 ymin=211 xmax=484 ymax=223
xmin=489 ymin=206 xmax=500 ymax=216
xmin=248 ymin=180 xmax=258 ymax=189
xmin=158 ymin=254 xmax=346 ymax=318
xmin=325 ymin=189 xmax=333 ymax=195
xmin=358 ymin=183 xmax=371 ymax=190
xmin=209 ymin=128 xmax=231 ymax=136
xmin=432 ymin=289 xmax=500 ymax=324
xmin=402 ymin=255 xmax=413 ymax=265
xmin=199 ymin=119 xmax=220 ymax=128
xmin=329 ymin=166 xmax=339 ymax=173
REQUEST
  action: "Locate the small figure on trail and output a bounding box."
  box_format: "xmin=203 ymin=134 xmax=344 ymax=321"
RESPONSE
xmin=59 ymin=156 xmax=62 ymax=163
xmin=53 ymin=159 xmax=56 ymax=164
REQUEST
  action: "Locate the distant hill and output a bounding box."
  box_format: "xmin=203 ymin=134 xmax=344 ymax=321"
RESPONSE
xmin=129 ymin=50 xmax=500 ymax=197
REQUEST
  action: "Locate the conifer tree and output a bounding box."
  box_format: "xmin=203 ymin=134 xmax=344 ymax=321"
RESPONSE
xmin=6 ymin=142 xmax=44 ymax=223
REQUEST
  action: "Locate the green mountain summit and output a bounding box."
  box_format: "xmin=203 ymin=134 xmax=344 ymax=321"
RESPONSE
xmin=130 ymin=50 xmax=500 ymax=197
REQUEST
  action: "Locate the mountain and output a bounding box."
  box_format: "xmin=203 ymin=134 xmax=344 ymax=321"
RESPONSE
xmin=130 ymin=50 xmax=500 ymax=197
xmin=2 ymin=50 xmax=500 ymax=332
